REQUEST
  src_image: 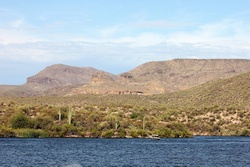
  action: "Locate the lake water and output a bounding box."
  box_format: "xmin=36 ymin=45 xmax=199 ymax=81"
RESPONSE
xmin=0 ymin=136 xmax=250 ymax=167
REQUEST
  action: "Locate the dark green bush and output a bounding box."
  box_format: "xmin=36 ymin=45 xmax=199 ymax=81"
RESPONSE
xmin=130 ymin=112 xmax=139 ymax=119
xmin=16 ymin=129 xmax=49 ymax=138
xmin=33 ymin=116 xmax=54 ymax=130
xmin=130 ymin=130 xmax=138 ymax=138
xmin=167 ymin=122 xmax=192 ymax=137
xmin=101 ymin=130 xmax=114 ymax=138
xmin=137 ymin=129 xmax=148 ymax=137
xmin=60 ymin=124 xmax=79 ymax=137
xmin=118 ymin=129 xmax=127 ymax=138
xmin=8 ymin=113 xmax=33 ymax=129
xmin=90 ymin=128 xmax=101 ymax=138
xmin=240 ymin=129 xmax=250 ymax=136
xmin=0 ymin=126 xmax=16 ymax=137
xmin=157 ymin=128 xmax=175 ymax=138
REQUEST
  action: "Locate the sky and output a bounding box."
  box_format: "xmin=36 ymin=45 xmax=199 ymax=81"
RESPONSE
xmin=0 ymin=0 xmax=250 ymax=85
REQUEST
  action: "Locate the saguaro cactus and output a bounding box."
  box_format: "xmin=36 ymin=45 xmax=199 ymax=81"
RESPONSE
xmin=143 ymin=116 xmax=147 ymax=130
xmin=58 ymin=108 xmax=62 ymax=121
xmin=115 ymin=117 xmax=119 ymax=130
xmin=68 ymin=105 xmax=73 ymax=125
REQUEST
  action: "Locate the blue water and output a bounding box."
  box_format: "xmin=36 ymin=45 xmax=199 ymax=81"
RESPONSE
xmin=0 ymin=136 xmax=250 ymax=167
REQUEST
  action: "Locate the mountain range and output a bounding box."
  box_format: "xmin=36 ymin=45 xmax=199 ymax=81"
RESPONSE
xmin=1 ymin=59 xmax=250 ymax=96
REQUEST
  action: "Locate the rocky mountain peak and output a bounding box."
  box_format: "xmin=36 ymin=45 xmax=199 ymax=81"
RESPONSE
xmin=26 ymin=64 xmax=113 ymax=90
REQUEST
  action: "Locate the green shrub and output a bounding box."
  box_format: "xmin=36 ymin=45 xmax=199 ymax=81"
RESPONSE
xmin=130 ymin=112 xmax=139 ymax=119
xmin=130 ymin=130 xmax=138 ymax=138
xmin=50 ymin=125 xmax=64 ymax=137
xmin=167 ymin=122 xmax=192 ymax=138
xmin=155 ymin=128 xmax=175 ymax=138
xmin=137 ymin=129 xmax=148 ymax=137
xmin=33 ymin=116 xmax=54 ymax=130
xmin=8 ymin=113 xmax=33 ymax=129
xmin=15 ymin=129 xmax=49 ymax=138
xmin=101 ymin=130 xmax=114 ymax=138
xmin=118 ymin=129 xmax=126 ymax=138
xmin=240 ymin=129 xmax=250 ymax=136
xmin=61 ymin=124 xmax=79 ymax=136
xmin=90 ymin=128 xmax=101 ymax=138
xmin=0 ymin=126 xmax=16 ymax=137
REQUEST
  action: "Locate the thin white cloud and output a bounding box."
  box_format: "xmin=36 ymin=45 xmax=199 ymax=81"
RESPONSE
xmin=135 ymin=20 xmax=193 ymax=29
xmin=99 ymin=25 xmax=120 ymax=38
xmin=166 ymin=19 xmax=250 ymax=49
xmin=0 ymin=17 xmax=43 ymax=44
xmin=1 ymin=40 xmax=249 ymax=64
xmin=0 ymin=13 xmax=249 ymax=76
xmin=0 ymin=29 xmax=42 ymax=44
xmin=114 ymin=33 xmax=165 ymax=47
xmin=10 ymin=19 xmax=24 ymax=28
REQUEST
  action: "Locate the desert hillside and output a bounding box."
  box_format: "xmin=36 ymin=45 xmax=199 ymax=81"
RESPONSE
xmin=69 ymin=59 xmax=250 ymax=95
xmin=0 ymin=71 xmax=249 ymax=137
xmin=1 ymin=59 xmax=250 ymax=96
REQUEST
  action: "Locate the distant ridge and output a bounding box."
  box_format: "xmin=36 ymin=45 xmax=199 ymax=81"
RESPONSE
xmin=1 ymin=59 xmax=250 ymax=96
xmin=120 ymin=59 xmax=250 ymax=92
xmin=71 ymin=59 xmax=250 ymax=95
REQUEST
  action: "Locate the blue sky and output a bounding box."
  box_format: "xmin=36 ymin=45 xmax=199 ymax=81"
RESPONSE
xmin=0 ymin=0 xmax=250 ymax=84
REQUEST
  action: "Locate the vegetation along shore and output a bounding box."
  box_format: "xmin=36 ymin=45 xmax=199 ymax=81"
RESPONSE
xmin=0 ymin=59 xmax=249 ymax=138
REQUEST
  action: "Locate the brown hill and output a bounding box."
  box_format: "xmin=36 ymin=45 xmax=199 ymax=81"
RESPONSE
xmin=122 ymin=59 xmax=250 ymax=91
xmin=25 ymin=64 xmax=118 ymax=93
xmin=70 ymin=59 xmax=250 ymax=95
xmin=27 ymin=64 xmax=103 ymax=87
xmin=154 ymin=71 xmax=250 ymax=108
xmin=1 ymin=59 xmax=250 ymax=96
